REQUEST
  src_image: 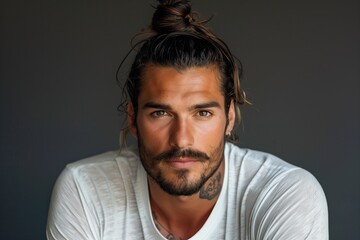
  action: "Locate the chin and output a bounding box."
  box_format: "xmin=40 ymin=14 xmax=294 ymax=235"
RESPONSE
xmin=152 ymin=169 xmax=207 ymax=196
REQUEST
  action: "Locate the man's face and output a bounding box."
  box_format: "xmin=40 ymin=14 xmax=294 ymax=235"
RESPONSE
xmin=128 ymin=64 xmax=235 ymax=196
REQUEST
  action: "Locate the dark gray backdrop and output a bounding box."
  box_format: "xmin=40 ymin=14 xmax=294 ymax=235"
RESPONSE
xmin=1 ymin=0 xmax=359 ymax=239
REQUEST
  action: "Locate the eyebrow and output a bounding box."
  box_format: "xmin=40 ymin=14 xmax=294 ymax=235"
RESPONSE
xmin=142 ymin=101 xmax=221 ymax=110
xmin=189 ymin=101 xmax=221 ymax=110
xmin=143 ymin=102 xmax=172 ymax=110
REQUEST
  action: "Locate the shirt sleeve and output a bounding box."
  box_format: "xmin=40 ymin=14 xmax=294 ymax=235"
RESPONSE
xmin=249 ymin=168 xmax=329 ymax=240
xmin=46 ymin=167 xmax=98 ymax=240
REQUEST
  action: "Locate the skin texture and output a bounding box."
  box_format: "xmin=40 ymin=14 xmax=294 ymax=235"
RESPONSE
xmin=128 ymin=64 xmax=235 ymax=239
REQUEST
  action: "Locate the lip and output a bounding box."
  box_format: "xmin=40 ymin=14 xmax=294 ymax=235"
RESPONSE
xmin=166 ymin=157 xmax=198 ymax=168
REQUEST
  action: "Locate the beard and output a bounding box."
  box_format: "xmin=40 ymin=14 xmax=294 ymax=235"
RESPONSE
xmin=137 ymin=137 xmax=225 ymax=196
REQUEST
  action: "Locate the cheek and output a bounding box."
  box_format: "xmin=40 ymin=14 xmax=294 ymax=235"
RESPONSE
xmin=196 ymin=117 xmax=226 ymax=138
xmin=193 ymin=118 xmax=227 ymax=150
xmin=138 ymin=118 xmax=170 ymax=136
xmin=136 ymin=118 xmax=170 ymax=151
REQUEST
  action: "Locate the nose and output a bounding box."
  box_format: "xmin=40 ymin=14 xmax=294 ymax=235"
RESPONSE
xmin=169 ymin=117 xmax=194 ymax=149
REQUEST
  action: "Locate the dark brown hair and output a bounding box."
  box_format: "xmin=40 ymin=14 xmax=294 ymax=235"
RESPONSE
xmin=118 ymin=0 xmax=248 ymax=142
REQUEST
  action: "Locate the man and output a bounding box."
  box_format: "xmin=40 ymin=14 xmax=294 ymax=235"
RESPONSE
xmin=46 ymin=0 xmax=328 ymax=239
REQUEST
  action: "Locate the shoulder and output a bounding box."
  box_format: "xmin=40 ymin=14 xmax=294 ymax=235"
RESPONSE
xmin=47 ymin=148 xmax=142 ymax=239
xmin=66 ymin=148 xmax=137 ymax=170
xmin=225 ymin=142 xmax=326 ymax=203
xmin=224 ymin=143 xmax=328 ymax=239
xmin=225 ymin=142 xmax=296 ymax=172
xmin=248 ymin=167 xmax=328 ymax=239
xmin=51 ymin=148 xmax=141 ymax=204
xmin=63 ymin=148 xmax=139 ymax=181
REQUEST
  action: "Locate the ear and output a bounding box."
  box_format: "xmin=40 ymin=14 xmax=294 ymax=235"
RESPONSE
xmin=226 ymin=100 xmax=235 ymax=135
xmin=127 ymin=102 xmax=137 ymax=137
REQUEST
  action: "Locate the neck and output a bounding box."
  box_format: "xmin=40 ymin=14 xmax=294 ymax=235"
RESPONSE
xmin=148 ymin=160 xmax=225 ymax=239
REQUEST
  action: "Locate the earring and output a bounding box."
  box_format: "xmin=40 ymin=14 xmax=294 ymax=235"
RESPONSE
xmin=226 ymin=131 xmax=232 ymax=137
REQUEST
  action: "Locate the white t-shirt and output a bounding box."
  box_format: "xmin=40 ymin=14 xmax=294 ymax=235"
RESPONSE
xmin=46 ymin=142 xmax=328 ymax=239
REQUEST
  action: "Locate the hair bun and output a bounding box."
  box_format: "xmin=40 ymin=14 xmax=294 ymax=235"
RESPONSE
xmin=152 ymin=0 xmax=195 ymax=33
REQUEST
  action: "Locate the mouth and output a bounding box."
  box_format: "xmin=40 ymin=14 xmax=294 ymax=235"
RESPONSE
xmin=166 ymin=157 xmax=199 ymax=168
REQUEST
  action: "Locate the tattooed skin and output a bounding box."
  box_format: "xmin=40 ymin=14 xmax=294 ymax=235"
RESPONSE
xmin=199 ymin=172 xmax=222 ymax=200
xmin=152 ymin=173 xmax=222 ymax=239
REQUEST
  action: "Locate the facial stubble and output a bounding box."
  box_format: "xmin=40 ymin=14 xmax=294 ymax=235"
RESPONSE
xmin=137 ymin=137 xmax=225 ymax=196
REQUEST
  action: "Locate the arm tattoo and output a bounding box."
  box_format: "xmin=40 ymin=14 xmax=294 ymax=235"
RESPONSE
xmin=199 ymin=172 xmax=222 ymax=200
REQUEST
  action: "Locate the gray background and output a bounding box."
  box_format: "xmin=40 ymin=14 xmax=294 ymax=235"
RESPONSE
xmin=1 ymin=0 xmax=359 ymax=239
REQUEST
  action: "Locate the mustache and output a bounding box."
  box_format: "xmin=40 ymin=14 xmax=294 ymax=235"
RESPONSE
xmin=153 ymin=149 xmax=210 ymax=162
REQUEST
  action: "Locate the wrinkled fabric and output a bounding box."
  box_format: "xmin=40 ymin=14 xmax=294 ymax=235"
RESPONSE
xmin=46 ymin=143 xmax=328 ymax=240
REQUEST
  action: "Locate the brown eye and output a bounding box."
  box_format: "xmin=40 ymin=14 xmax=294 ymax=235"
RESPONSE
xmin=151 ymin=110 xmax=168 ymax=118
xmin=197 ymin=110 xmax=212 ymax=117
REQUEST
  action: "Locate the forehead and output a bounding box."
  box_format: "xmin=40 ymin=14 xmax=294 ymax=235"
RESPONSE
xmin=138 ymin=65 xmax=224 ymax=106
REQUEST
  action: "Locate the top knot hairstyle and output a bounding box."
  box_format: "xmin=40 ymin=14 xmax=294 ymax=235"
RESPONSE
xmin=152 ymin=0 xmax=197 ymax=33
xmin=118 ymin=0 xmax=249 ymax=142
